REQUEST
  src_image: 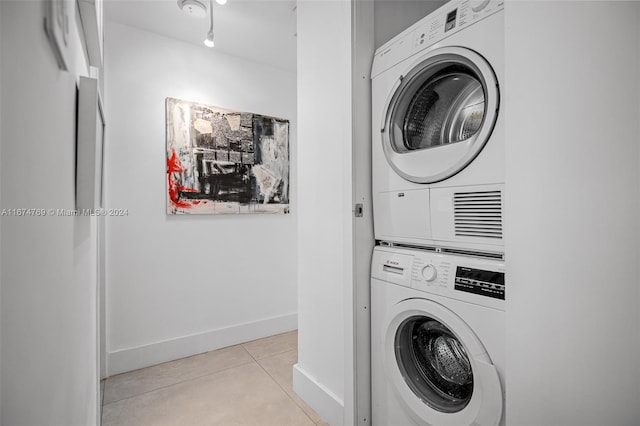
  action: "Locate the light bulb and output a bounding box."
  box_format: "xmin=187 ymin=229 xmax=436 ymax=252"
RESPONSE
xmin=216 ymin=0 xmax=227 ymax=4
xmin=204 ymin=35 xmax=214 ymax=47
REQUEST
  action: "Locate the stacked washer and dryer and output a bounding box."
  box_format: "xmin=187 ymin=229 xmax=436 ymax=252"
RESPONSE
xmin=370 ymin=1 xmax=506 ymax=425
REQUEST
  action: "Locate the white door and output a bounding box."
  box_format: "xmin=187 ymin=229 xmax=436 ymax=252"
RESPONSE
xmin=384 ymin=299 xmax=503 ymax=425
xmin=381 ymin=47 xmax=499 ymax=184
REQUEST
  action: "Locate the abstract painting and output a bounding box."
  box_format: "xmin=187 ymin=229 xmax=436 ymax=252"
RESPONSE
xmin=166 ymin=98 xmax=290 ymax=215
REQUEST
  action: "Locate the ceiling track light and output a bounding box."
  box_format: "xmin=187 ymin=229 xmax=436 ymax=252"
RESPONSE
xmin=204 ymin=30 xmax=214 ymax=47
xmin=204 ymin=0 xmax=215 ymax=47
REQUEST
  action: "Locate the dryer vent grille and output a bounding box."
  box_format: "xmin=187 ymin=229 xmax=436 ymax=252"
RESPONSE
xmin=453 ymin=191 xmax=503 ymax=239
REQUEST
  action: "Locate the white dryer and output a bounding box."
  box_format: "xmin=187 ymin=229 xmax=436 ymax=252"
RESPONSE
xmin=371 ymin=246 xmax=505 ymax=426
xmin=372 ymin=0 xmax=504 ymax=253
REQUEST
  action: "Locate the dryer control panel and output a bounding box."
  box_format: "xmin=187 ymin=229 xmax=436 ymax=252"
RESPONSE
xmin=372 ymin=0 xmax=503 ymax=79
xmin=411 ymin=0 xmax=504 ymax=55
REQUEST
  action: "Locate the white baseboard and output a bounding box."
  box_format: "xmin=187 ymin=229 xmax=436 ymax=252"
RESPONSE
xmin=293 ymin=363 xmax=344 ymax=426
xmin=107 ymin=313 xmax=298 ymax=376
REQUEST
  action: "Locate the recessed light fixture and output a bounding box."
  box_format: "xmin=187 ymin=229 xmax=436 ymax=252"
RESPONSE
xmin=177 ymin=0 xmax=207 ymax=18
xmin=216 ymin=0 xmax=227 ymax=5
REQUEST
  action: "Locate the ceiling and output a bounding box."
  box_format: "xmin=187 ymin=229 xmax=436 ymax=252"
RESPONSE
xmin=104 ymin=0 xmax=297 ymax=72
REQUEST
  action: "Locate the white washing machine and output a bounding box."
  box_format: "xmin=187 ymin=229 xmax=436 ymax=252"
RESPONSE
xmin=371 ymin=245 xmax=505 ymax=426
xmin=372 ymin=0 xmax=504 ymax=253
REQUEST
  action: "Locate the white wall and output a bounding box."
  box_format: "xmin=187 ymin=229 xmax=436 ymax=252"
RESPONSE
xmin=294 ymin=1 xmax=352 ymax=425
xmin=1 ymin=1 xmax=98 ymax=425
xmin=104 ymin=21 xmax=298 ymax=375
xmin=504 ymin=2 xmax=640 ymax=425
xmin=374 ymin=0 xmax=447 ymax=49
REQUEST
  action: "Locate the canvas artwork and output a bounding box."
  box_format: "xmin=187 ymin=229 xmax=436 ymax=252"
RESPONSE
xmin=166 ymin=98 xmax=290 ymax=215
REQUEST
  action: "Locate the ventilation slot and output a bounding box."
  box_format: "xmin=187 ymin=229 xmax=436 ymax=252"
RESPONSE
xmin=382 ymin=242 xmax=439 ymax=253
xmin=454 ymin=191 xmax=503 ymax=239
xmin=441 ymin=247 xmax=504 ymax=260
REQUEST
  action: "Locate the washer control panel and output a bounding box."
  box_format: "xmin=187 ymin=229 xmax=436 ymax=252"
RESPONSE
xmin=372 ymin=246 xmax=505 ymax=309
xmin=373 ymin=247 xmax=505 ymax=307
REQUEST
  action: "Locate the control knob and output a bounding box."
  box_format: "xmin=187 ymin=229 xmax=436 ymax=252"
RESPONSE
xmin=421 ymin=264 xmax=437 ymax=282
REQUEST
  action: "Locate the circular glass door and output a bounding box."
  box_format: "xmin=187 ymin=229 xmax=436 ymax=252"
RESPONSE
xmin=382 ymin=48 xmax=499 ymax=183
xmin=395 ymin=315 xmax=474 ymax=413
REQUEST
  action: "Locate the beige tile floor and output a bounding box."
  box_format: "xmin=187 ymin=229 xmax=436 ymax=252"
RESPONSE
xmin=101 ymin=331 xmax=327 ymax=426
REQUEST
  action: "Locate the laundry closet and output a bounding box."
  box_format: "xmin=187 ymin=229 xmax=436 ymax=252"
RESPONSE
xmin=298 ymin=1 xmax=640 ymax=425
xmin=370 ymin=2 xmax=505 ymax=424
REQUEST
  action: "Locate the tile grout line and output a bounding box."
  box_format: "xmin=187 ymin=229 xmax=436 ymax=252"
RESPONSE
xmin=241 ymin=344 xmax=298 ymax=362
xmin=240 ymin=342 xmax=298 ymax=361
xmin=240 ymin=342 xmax=260 ymax=362
xmin=102 ymin=358 xmax=257 ymax=407
xmin=252 ymin=354 xmax=318 ymax=425
xmin=239 ymin=330 xmax=299 ymax=361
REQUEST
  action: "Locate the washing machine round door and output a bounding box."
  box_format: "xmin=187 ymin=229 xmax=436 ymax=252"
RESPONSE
xmin=384 ymin=299 xmax=503 ymax=426
xmin=381 ymin=46 xmax=499 ymax=184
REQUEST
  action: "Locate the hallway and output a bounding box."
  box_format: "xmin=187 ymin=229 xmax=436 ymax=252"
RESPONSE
xmin=102 ymin=331 xmax=326 ymax=426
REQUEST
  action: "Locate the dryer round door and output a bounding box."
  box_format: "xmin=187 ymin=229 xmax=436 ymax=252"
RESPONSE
xmin=381 ymin=46 xmax=499 ymax=184
xmin=384 ymin=298 xmax=503 ymax=426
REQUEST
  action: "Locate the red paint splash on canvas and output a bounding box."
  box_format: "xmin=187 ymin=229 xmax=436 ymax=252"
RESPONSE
xmin=167 ymin=149 xmax=199 ymax=208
